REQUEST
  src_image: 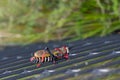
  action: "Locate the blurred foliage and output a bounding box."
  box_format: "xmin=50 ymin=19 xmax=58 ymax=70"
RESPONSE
xmin=0 ymin=0 xmax=120 ymax=44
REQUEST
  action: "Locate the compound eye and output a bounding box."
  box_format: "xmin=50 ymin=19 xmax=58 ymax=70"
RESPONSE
xmin=30 ymin=57 xmax=35 ymax=62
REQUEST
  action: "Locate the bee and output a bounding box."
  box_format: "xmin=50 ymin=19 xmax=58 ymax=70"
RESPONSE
xmin=30 ymin=46 xmax=69 ymax=67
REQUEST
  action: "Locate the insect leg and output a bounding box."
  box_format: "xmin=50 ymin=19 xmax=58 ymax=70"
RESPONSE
xmin=64 ymin=53 xmax=69 ymax=60
xmin=36 ymin=63 xmax=41 ymax=67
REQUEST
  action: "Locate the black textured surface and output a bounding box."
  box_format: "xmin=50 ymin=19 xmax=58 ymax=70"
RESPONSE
xmin=0 ymin=35 xmax=120 ymax=80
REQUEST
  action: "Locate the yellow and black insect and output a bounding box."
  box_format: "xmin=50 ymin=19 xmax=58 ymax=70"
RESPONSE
xmin=30 ymin=46 xmax=69 ymax=67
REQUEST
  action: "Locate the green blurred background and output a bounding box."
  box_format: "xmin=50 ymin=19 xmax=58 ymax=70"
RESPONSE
xmin=0 ymin=0 xmax=120 ymax=45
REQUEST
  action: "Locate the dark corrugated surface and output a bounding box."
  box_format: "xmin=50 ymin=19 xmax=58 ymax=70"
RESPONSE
xmin=0 ymin=35 xmax=120 ymax=80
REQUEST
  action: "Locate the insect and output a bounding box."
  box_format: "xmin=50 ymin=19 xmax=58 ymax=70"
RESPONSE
xmin=30 ymin=46 xmax=69 ymax=67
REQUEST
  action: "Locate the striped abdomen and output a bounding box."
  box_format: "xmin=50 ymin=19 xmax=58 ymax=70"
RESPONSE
xmin=37 ymin=56 xmax=55 ymax=63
